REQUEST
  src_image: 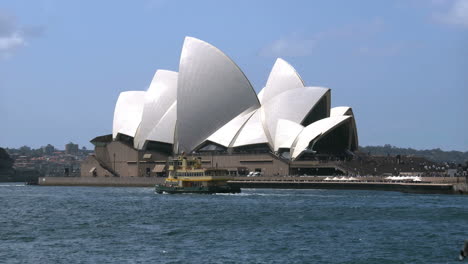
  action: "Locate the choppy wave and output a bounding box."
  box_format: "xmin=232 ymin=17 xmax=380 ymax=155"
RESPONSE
xmin=1 ymin=186 xmax=467 ymax=263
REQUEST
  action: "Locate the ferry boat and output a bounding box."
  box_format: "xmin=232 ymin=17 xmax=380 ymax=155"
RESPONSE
xmin=155 ymin=156 xmax=241 ymax=194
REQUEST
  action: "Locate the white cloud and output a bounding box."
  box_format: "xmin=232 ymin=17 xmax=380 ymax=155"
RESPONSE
xmin=259 ymin=19 xmax=385 ymax=58
xmin=0 ymin=11 xmax=24 ymax=56
xmin=145 ymin=0 xmax=167 ymax=11
xmin=356 ymin=43 xmax=408 ymax=57
xmin=434 ymin=0 xmax=468 ymax=27
xmin=0 ymin=33 xmax=25 ymax=53
xmin=0 ymin=10 xmax=44 ymax=58
xmin=259 ymin=33 xmax=315 ymax=57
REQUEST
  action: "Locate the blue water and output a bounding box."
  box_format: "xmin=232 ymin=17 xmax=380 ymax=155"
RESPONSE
xmin=0 ymin=183 xmax=467 ymax=264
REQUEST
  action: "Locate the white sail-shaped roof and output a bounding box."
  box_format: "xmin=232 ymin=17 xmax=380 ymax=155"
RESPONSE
xmin=146 ymin=101 xmax=177 ymax=145
xmin=257 ymin=88 xmax=265 ymax=104
xmin=330 ymin=106 xmax=358 ymax=149
xmin=176 ymin=37 xmax=260 ymax=153
xmin=261 ymin=58 xmax=305 ymax=104
xmin=261 ymin=87 xmax=330 ymax=149
xmin=330 ymin=106 xmax=353 ymax=117
xmin=112 ymin=91 xmax=146 ymax=139
xmin=290 ymin=115 xmax=351 ymax=160
xmin=232 ymin=110 xmax=269 ymax=147
xmin=106 ymin=37 xmax=358 ymax=158
xmin=274 ymin=119 xmax=304 ymax=151
xmin=206 ymin=109 xmax=256 ymax=147
xmin=134 ymin=70 xmax=178 ymax=149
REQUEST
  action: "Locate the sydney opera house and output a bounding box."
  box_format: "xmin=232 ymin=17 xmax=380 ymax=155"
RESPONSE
xmin=81 ymin=37 xmax=358 ymax=177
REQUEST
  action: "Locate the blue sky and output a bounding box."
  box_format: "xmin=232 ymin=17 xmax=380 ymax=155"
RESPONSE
xmin=0 ymin=0 xmax=467 ymax=151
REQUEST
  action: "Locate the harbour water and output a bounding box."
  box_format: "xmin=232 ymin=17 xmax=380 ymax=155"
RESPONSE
xmin=1 ymin=183 xmax=467 ymax=263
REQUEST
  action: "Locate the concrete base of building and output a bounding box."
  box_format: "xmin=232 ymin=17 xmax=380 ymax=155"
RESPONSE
xmin=37 ymin=176 xmax=467 ymax=194
xmin=229 ymin=180 xmax=459 ymax=195
xmin=453 ymin=183 xmax=468 ymax=194
xmin=38 ymin=176 xmax=164 ymax=187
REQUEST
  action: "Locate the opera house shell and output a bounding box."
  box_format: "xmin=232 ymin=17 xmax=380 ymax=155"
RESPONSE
xmin=82 ymin=37 xmax=358 ymax=177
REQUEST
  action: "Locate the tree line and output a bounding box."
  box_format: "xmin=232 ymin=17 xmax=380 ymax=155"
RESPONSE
xmin=359 ymin=144 xmax=468 ymax=165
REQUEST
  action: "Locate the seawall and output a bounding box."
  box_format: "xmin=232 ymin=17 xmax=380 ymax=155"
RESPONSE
xmin=453 ymin=183 xmax=468 ymax=194
xmin=228 ymin=181 xmax=457 ymax=194
xmin=37 ymin=176 xmax=467 ymax=194
xmin=39 ymin=177 xmax=164 ymax=187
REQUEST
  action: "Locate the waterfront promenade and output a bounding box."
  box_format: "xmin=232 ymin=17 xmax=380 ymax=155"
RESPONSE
xmin=37 ymin=176 xmax=468 ymax=194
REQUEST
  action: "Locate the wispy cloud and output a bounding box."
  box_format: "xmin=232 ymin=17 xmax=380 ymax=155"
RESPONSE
xmin=259 ymin=33 xmax=316 ymax=57
xmin=0 ymin=10 xmax=44 ymax=59
xmin=145 ymin=0 xmax=167 ymax=11
xmin=433 ymin=0 xmax=468 ymax=27
xmin=259 ymin=19 xmax=385 ymax=58
xmin=356 ymin=43 xmax=414 ymax=57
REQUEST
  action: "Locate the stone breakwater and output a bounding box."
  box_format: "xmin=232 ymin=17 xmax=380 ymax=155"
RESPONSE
xmin=37 ymin=176 xmax=467 ymax=194
xmin=453 ymin=183 xmax=468 ymax=194
xmin=228 ymin=181 xmax=458 ymax=194
xmin=38 ymin=176 xmax=165 ymax=187
xmin=229 ymin=176 xmax=467 ymax=195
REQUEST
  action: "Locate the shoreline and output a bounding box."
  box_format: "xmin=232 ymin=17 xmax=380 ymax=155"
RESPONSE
xmin=34 ymin=176 xmax=468 ymax=195
xmin=229 ymin=180 xmax=462 ymax=195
